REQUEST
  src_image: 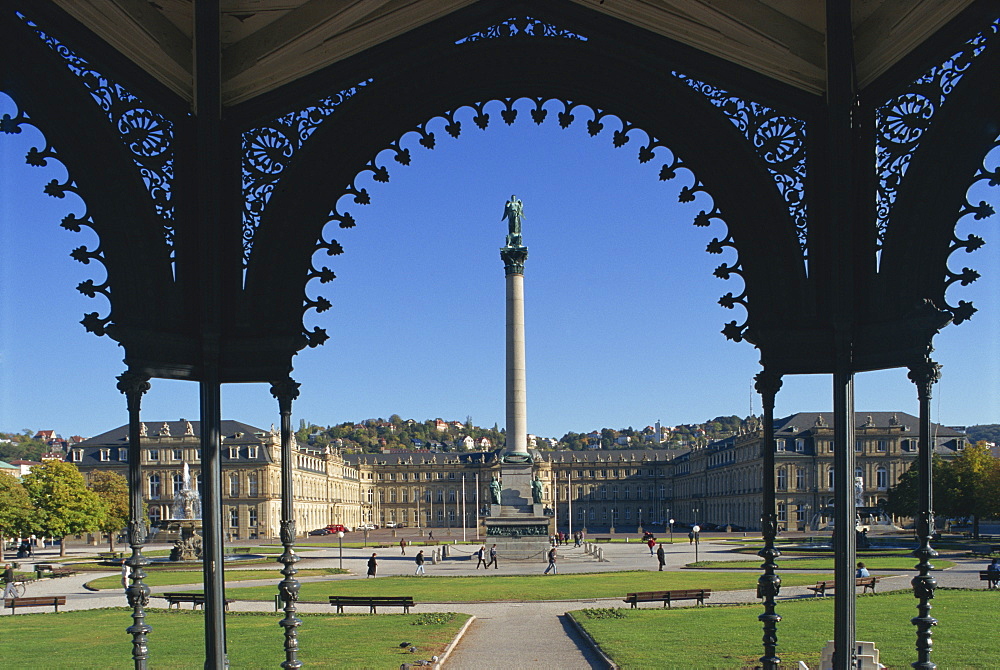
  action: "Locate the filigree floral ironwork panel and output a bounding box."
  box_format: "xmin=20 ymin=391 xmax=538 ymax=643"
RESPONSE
xmin=311 ymin=97 xmax=752 ymax=346
xmin=18 ymin=13 xmax=176 ymax=250
xmin=942 ymin=132 xmax=999 ymax=325
xmin=876 ymin=18 xmax=1000 ymax=250
xmin=455 ymin=16 xmax=587 ymax=44
xmin=1 ymin=100 xmax=113 ymax=337
xmin=241 ymin=80 xmax=372 ymax=265
xmin=673 ymin=73 xmax=808 ymax=258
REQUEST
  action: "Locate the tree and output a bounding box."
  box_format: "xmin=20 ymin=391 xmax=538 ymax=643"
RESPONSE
xmin=22 ymin=461 xmax=107 ymax=556
xmin=0 ymin=472 xmax=34 ymax=561
xmin=89 ymin=471 xmax=142 ymax=552
xmin=886 ymin=443 xmax=1000 ymax=538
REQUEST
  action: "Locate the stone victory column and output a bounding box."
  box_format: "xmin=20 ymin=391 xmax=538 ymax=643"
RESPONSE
xmin=484 ymin=196 xmax=553 ymax=560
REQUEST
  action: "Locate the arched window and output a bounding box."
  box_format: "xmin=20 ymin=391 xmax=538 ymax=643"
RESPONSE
xmin=149 ymin=474 xmax=161 ymax=499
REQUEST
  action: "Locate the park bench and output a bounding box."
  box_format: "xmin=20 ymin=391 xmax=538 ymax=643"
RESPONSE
xmin=34 ymin=564 xmax=78 ymax=579
xmin=161 ymin=592 xmax=234 ymax=611
xmin=328 ymin=595 xmax=415 ymax=614
xmin=593 ymin=537 xmax=612 ymax=543
xmin=969 ymin=545 xmax=1000 ymax=557
xmin=4 ymin=596 xmax=66 ymax=613
xmin=979 ymin=571 xmax=1000 ymax=589
xmin=623 ymin=589 xmax=711 ymax=608
xmin=806 ymin=577 xmax=879 ymax=597
xmin=97 ymin=551 xmax=125 ymax=561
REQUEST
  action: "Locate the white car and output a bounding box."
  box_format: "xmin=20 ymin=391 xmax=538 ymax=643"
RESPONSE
xmin=357 ymin=523 xmax=376 ymax=531
xmin=384 ymin=521 xmax=398 ymax=528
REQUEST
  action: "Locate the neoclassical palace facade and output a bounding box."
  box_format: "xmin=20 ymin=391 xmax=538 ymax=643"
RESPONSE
xmin=73 ymin=413 xmax=966 ymax=539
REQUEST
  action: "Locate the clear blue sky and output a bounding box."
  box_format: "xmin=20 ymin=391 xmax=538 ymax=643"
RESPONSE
xmin=2 ymin=92 xmax=998 ymax=440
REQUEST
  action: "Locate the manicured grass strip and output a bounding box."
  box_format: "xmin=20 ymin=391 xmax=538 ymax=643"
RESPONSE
xmin=85 ymin=567 xmax=347 ymax=590
xmin=691 ymin=556 xmax=954 ymax=570
xmin=221 ymin=570 xmax=829 ymax=603
xmin=572 ymin=589 xmax=999 ymax=669
xmin=0 ymin=608 xmax=468 ymax=669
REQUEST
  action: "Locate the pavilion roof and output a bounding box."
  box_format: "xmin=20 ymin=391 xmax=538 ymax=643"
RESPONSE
xmin=46 ymin=0 xmax=976 ymax=106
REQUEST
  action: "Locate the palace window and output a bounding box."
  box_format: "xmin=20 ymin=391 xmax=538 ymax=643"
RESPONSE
xmin=625 ymin=508 xmax=632 ymax=520
xmin=855 ymin=440 xmax=863 ymax=452
xmin=448 ymin=472 xmax=455 ymax=480
xmin=876 ymin=440 xmax=887 ymax=452
xmin=148 ymin=449 xmax=159 ymax=461
xmin=248 ymin=508 xmax=257 ymax=527
xmin=173 ymin=474 xmax=184 ymax=495
xmin=577 ymin=508 xmax=585 ymax=521
xmin=248 ymin=473 xmax=259 ymax=497
xmin=99 ymin=449 xmax=109 ymax=461
xmin=777 ymin=468 xmax=788 ymax=490
xmin=227 ymin=447 xmax=238 ymax=459
xmin=436 ymin=489 xmax=444 ymax=503
xmin=247 ymin=447 xmax=258 ymax=459
xmin=827 ymin=468 xmax=834 ymax=490
xmin=776 ymin=439 xmax=786 ymax=452
xmin=229 ymin=508 xmax=239 ymax=527
xmin=436 ymin=510 xmax=443 ymax=521
xmin=623 ymin=486 xmax=630 ymax=500
xmin=118 ymin=448 xmax=128 ymax=461
xmin=401 ymin=488 xmax=408 ymax=503
xmin=877 ymin=467 xmax=888 ymax=490
xmin=611 ymin=485 xmax=618 ymax=499
xmin=777 ymin=502 xmax=786 ymax=522
xmin=589 ymin=509 xmax=596 ymax=521
xmin=796 ymin=468 xmax=805 ymax=491
xmin=229 ymin=474 xmax=239 ymax=498
xmin=149 ymin=474 xmax=161 ymax=499
xmin=172 ymin=449 xmax=183 ymax=460
xmin=449 ymin=490 xmax=456 ymax=502
xmin=149 ymin=507 xmax=162 ymax=525
xmin=389 ymin=488 xmax=397 ymax=503
xmin=795 ymin=438 xmax=805 ymax=453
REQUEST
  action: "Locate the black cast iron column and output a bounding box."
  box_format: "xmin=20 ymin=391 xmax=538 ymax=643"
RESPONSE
xmin=754 ymin=370 xmax=783 ymax=669
xmin=270 ymin=379 xmax=302 ymax=669
xmin=117 ymin=370 xmax=152 ymax=670
xmin=200 ymin=376 xmax=226 ymax=668
xmin=908 ymin=359 xmax=941 ymax=670
xmin=832 ymin=370 xmax=857 ymax=668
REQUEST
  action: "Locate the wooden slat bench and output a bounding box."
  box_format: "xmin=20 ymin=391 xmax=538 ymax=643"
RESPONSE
xmin=806 ymin=577 xmax=879 ymax=596
xmin=97 ymin=551 xmax=125 ymax=561
xmin=4 ymin=596 xmax=66 ymax=613
xmin=161 ymin=593 xmax=234 ymax=611
xmin=980 ymin=571 xmax=1000 ymax=589
xmin=593 ymin=537 xmax=612 ymax=543
xmin=623 ymin=589 xmax=711 ymax=609
xmin=970 ymin=546 xmax=1000 ymax=558
xmin=328 ymin=596 xmax=414 ymax=614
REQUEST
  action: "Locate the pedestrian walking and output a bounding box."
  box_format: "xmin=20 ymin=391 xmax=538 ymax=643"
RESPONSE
xmin=475 ymin=545 xmax=488 ymax=569
xmin=574 ymin=531 xmax=581 ymax=548
xmin=647 ymin=537 xmax=656 ymax=555
xmin=688 ymin=531 xmax=695 ymax=545
xmin=2 ymin=564 xmax=16 ymax=599
xmin=656 ymin=543 xmax=666 ymax=571
xmin=428 ymin=530 xmax=433 ymax=541
xmin=414 ymin=550 xmax=425 ymax=575
xmin=367 ymin=552 xmax=378 ymax=578
xmin=544 ymin=547 xmax=558 ymax=575
xmin=488 ymin=544 xmax=498 ymax=569
xmin=121 ymin=558 xmax=129 ymax=589
xmin=400 ymin=538 xmax=407 ymax=555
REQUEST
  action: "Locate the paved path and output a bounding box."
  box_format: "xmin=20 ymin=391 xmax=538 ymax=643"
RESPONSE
xmin=5 ymin=537 xmax=994 ymax=669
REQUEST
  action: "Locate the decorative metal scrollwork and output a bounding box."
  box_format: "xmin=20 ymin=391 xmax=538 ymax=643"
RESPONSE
xmin=673 ymin=73 xmax=808 ymax=258
xmin=455 ymin=16 xmax=587 ymax=44
xmin=1 ymin=100 xmax=113 ymax=337
xmin=942 ymin=132 xmax=1000 ymax=324
xmin=241 ymin=80 xmax=372 ymax=265
xmin=308 ymin=97 xmax=751 ymax=343
xmin=18 ymin=13 xmax=176 ymax=249
xmin=876 ymin=19 xmax=1000 ymax=249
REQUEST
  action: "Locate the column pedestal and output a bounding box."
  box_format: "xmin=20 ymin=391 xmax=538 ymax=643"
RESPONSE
xmin=484 ymin=463 xmax=552 ymax=560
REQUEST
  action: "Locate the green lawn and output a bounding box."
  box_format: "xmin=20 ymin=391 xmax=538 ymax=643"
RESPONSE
xmin=691 ymin=556 xmax=954 ymax=570
xmin=572 ymin=589 xmax=1000 ymax=669
xmin=220 ymin=570 xmax=830 ymax=603
xmin=86 ymin=567 xmax=347 ymax=590
xmin=0 ymin=608 xmax=468 ymax=669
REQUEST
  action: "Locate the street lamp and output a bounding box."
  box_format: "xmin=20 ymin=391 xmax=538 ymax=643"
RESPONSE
xmin=337 ymin=531 xmax=344 ymax=570
xmin=669 ymin=518 xmax=675 ymax=544
xmin=692 ymin=524 xmax=701 ymax=563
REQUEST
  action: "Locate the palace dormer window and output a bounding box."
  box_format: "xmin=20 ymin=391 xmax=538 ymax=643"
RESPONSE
xmin=99 ymin=449 xmax=109 ymax=461
xmin=247 ymin=447 xmax=258 ymax=459
xmin=118 ymin=448 xmax=128 ymax=461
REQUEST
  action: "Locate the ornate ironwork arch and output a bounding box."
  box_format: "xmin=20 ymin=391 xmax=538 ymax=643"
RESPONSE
xmin=243 ymin=36 xmax=808 ymax=367
xmin=878 ymin=37 xmax=1000 ymax=344
xmin=2 ymin=10 xmax=178 ymax=352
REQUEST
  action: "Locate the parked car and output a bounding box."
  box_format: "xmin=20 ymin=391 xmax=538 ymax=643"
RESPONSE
xmin=309 ymin=528 xmax=331 ymax=536
xmin=325 ymin=524 xmax=349 ymax=534
xmin=384 ymin=521 xmax=398 ymax=528
xmin=356 ymin=523 xmax=376 ymax=531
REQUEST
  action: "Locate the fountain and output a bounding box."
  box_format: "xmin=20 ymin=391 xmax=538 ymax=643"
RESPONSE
xmin=168 ymin=462 xmax=203 ymax=561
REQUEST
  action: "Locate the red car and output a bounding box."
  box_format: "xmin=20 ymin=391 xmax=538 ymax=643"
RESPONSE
xmin=325 ymin=524 xmax=349 ymax=534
